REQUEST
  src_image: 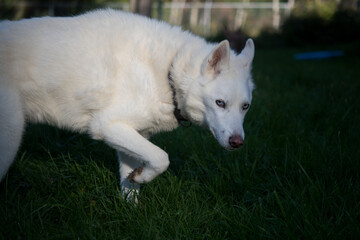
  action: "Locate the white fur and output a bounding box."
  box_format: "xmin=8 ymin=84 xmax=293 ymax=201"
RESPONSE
xmin=0 ymin=9 xmax=255 ymax=202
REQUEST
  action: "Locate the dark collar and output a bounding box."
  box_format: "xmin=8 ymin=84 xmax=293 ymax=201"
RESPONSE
xmin=168 ymin=70 xmax=192 ymax=127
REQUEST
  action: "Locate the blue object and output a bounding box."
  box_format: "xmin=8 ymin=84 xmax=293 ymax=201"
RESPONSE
xmin=294 ymin=51 xmax=344 ymax=60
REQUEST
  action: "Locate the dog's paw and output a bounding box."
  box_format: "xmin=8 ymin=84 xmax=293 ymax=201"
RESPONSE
xmin=121 ymin=186 xmax=139 ymax=205
xmin=121 ymin=179 xmax=140 ymax=205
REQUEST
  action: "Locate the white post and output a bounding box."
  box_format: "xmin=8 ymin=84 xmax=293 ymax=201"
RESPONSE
xmin=273 ymin=0 xmax=280 ymax=30
xmin=203 ymin=0 xmax=213 ymax=36
xmin=170 ymin=0 xmax=186 ymax=25
xmin=234 ymin=9 xmax=247 ymax=30
xmin=190 ymin=1 xmax=200 ymax=29
xmin=287 ymin=0 xmax=295 ymax=16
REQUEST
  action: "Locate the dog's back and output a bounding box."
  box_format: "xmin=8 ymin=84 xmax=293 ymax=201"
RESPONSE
xmin=0 ymin=9 xmax=202 ymax=130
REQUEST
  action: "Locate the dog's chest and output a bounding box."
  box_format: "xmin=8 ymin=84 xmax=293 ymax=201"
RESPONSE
xmin=137 ymin=92 xmax=179 ymax=137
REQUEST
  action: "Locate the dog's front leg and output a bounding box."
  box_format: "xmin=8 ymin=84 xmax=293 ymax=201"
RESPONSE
xmin=101 ymin=122 xmax=170 ymax=184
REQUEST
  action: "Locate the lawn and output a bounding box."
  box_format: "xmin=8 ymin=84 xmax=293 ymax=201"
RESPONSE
xmin=1 ymin=43 xmax=359 ymax=239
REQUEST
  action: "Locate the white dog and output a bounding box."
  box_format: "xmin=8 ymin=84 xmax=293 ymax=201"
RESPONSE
xmin=0 ymin=9 xmax=255 ymax=202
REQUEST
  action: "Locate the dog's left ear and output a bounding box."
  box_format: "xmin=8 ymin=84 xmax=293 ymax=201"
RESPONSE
xmin=238 ymin=39 xmax=255 ymax=68
xmin=202 ymin=40 xmax=230 ymax=76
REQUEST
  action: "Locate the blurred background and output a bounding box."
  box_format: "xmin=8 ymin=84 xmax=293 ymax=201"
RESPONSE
xmin=1 ymin=0 xmax=360 ymax=49
xmin=1 ymin=2 xmax=360 ymax=238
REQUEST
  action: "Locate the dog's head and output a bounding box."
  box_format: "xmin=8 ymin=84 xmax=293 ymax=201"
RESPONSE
xmin=195 ymin=39 xmax=255 ymax=150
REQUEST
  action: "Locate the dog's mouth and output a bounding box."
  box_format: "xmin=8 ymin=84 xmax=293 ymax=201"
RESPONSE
xmin=209 ymin=127 xmax=233 ymax=150
xmin=209 ymin=127 xmax=244 ymax=151
xmin=225 ymin=146 xmax=237 ymax=151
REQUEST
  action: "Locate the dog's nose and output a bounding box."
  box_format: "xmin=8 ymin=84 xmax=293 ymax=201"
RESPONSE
xmin=229 ymin=135 xmax=244 ymax=148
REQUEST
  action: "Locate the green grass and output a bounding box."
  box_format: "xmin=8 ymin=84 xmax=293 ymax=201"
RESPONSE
xmin=1 ymin=43 xmax=360 ymax=239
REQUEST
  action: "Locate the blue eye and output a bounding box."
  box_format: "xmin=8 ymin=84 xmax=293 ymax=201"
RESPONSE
xmin=215 ymin=99 xmax=226 ymax=108
xmin=242 ymin=103 xmax=250 ymax=110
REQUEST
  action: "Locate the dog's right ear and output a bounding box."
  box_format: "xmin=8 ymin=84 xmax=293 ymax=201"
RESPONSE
xmin=238 ymin=39 xmax=255 ymax=68
xmin=202 ymin=40 xmax=230 ymax=77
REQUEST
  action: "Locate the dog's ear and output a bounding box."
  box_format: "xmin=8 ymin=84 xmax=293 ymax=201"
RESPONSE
xmin=238 ymin=39 xmax=255 ymax=68
xmin=202 ymin=40 xmax=230 ymax=76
